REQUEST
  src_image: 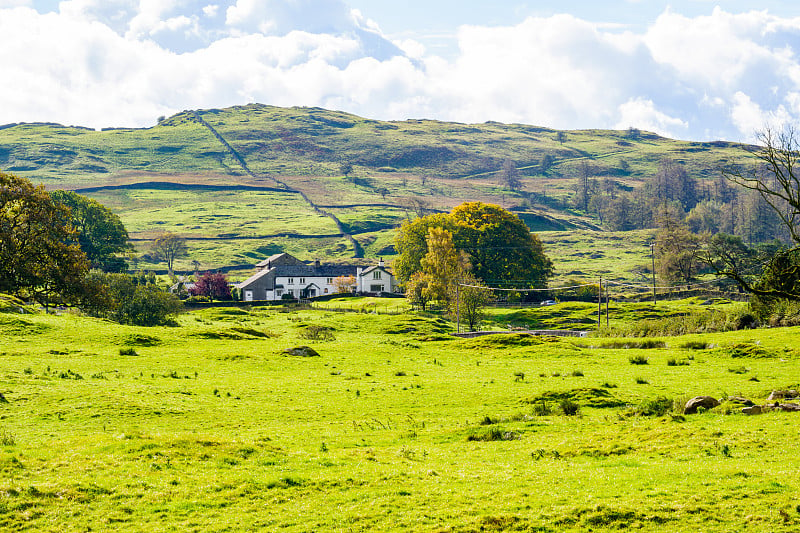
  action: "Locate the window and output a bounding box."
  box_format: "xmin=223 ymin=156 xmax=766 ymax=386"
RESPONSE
xmin=287 ymin=278 xmax=294 ymax=284
xmin=370 ymin=284 xmax=383 ymax=292
xmin=324 ymin=288 xmax=329 ymax=294
xmin=373 ymin=271 xmax=381 ymax=279
xmin=300 ymin=278 xmax=305 ymax=284
xmin=326 ymin=278 xmax=333 ymax=284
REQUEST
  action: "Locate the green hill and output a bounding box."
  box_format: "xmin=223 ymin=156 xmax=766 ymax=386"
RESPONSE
xmin=0 ymin=104 xmax=756 ymax=274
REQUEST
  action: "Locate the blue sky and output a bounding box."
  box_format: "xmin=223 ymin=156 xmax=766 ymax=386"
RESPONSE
xmin=2 ymin=1 xmax=800 ymax=142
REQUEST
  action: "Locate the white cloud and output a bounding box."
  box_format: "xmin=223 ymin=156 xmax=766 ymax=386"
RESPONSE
xmin=616 ymin=98 xmax=688 ymax=136
xmin=1 ymin=2 xmax=800 ymax=142
xmin=202 ymin=4 xmax=218 ymax=18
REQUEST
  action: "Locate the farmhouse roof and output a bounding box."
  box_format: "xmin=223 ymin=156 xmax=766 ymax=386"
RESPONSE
xmin=271 ymin=265 xmax=358 ymax=277
xmin=255 ymin=252 xmax=304 ymax=269
xmin=360 ymin=265 xmax=393 ymax=276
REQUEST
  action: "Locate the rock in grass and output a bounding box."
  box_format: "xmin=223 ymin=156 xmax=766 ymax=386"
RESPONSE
xmin=742 ymin=405 xmax=762 ymax=415
xmin=767 ymin=390 xmax=799 ymax=402
xmin=727 ymin=396 xmax=754 ymax=406
xmin=284 ymin=346 xmax=320 ymax=357
xmin=684 ymin=396 xmax=720 ymax=414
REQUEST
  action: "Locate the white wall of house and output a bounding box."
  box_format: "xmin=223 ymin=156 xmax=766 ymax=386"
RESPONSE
xmin=266 ymin=275 xmax=342 ymax=300
xmin=357 ymin=268 xmax=394 ymax=293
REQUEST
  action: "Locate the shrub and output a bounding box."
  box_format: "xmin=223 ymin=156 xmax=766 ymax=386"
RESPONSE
xmin=531 ymin=401 xmax=552 ymax=416
xmin=626 ymin=396 xmax=673 ymax=417
xmin=559 ymin=399 xmax=580 ymax=416
xmin=629 ymin=355 xmax=649 ymax=365
xmin=119 ymin=347 xmax=138 ymax=356
xmin=298 ymin=325 xmax=335 ymax=341
xmin=83 ymin=272 xmax=182 ymax=326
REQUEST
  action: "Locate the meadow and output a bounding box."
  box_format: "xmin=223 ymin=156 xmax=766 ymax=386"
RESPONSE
xmin=2 ymin=299 xmax=799 ymax=532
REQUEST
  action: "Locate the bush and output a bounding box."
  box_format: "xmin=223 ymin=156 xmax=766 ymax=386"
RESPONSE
xmin=298 ymin=325 xmax=335 ymax=341
xmin=559 ymin=399 xmax=580 ymax=416
xmin=83 ymin=272 xmax=183 ymax=326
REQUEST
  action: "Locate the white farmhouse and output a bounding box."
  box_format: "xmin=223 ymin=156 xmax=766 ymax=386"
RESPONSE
xmin=236 ymin=252 xmax=396 ymax=302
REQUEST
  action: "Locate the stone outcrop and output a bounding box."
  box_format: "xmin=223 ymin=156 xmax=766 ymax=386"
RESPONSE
xmin=684 ymin=396 xmax=720 ymax=414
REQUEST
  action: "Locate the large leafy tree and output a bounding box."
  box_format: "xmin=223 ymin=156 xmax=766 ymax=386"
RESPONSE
xmin=450 ymin=202 xmax=553 ymax=288
xmin=0 ymin=172 xmax=88 ymax=305
xmin=50 ymin=190 xmax=130 ymax=272
xmin=394 ymin=203 xmax=553 ymax=290
xmin=393 ymin=213 xmax=457 ymax=283
xmin=153 ymin=232 xmax=188 ymax=275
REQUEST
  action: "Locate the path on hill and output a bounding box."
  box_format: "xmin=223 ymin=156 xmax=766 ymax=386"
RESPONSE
xmin=190 ymin=110 xmax=363 ymax=258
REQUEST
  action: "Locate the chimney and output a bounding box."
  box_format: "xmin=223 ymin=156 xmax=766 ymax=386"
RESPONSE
xmin=378 ymin=258 xmax=384 ymax=268
xmin=315 ymin=259 xmax=321 ymax=268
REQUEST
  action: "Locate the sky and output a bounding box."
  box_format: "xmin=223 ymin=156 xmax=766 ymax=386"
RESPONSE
xmin=2 ymin=1 xmax=800 ymax=142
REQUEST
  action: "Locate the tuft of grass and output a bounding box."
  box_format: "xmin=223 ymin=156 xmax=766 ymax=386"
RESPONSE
xmin=467 ymin=427 xmax=519 ymax=441
xmin=625 ymin=396 xmax=673 ymax=417
xmin=119 ymin=347 xmax=138 ymax=356
xmin=666 ymin=357 xmax=690 ymax=366
xmin=0 ymin=431 xmax=16 ymax=446
xmin=628 ymin=354 xmax=649 ymax=365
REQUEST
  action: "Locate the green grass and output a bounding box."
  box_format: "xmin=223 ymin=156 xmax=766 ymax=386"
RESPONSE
xmin=1 ymin=302 xmax=799 ymax=531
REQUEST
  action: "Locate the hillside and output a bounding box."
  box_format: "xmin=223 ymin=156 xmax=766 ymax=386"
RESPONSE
xmin=0 ymin=104 xmax=757 ymax=275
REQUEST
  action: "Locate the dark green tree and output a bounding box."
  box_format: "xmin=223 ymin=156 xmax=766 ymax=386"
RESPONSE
xmin=0 ymin=172 xmax=89 ymax=306
xmin=50 ymin=190 xmax=130 ymax=271
xmin=450 ymin=202 xmax=553 ymax=289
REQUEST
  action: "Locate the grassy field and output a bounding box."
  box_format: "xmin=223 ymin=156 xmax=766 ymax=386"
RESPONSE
xmin=2 ymin=300 xmax=799 ymax=532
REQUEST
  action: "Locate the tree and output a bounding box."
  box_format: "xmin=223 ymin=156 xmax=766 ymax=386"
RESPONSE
xmin=654 ymin=209 xmax=702 ymax=284
xmin=453 ymin=272 xmax=491 ymax=331
xmin=333 ymin=275 xmax=357 ymax=293
xmin=0 ymin=172 xmax=89 ymax=306
xmin=405 ymin=271 xmax=432 ymax=310
xmin=339 ymin=161 xmax=354 ymax=180
xmin=190 ymin=272 xmax=232 ymax=300
xmin=394 ymin=203 xmax=554 ymax=291
xmin=420 ymin=227 xmax=467 ymax=306
xmin=540 ymin=154 xmax=555 ymax=174
xmin=393 ymin=213 xmax=457 ymax=283
xmin=708 ymin=126 xmax=800 ymax=301
xmin=50 ymin=190 xmax=130 ymax=272
xmin=450 ymin=202 xmax=553 ymax=289
xmin=500 ymin=159 xmax=522 ymax=191
xmin=153 ymin=232 xmax=188 ymax=275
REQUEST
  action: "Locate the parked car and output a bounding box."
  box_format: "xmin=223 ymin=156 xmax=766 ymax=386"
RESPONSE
xmin=540 ymin=300 xmax=556 ymax=306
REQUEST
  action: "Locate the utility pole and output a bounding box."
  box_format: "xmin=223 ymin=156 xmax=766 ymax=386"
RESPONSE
xmin=456 ymin=282 xmax=460 ymax=334
xmin=598 ymin=277 xmax=602 ymax=329
xmin=650 ymin=243 xmax=657 ymax=305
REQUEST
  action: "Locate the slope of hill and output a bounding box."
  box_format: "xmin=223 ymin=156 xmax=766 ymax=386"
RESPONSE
xmin=0 ymin=104 xmax=756 ymax=275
